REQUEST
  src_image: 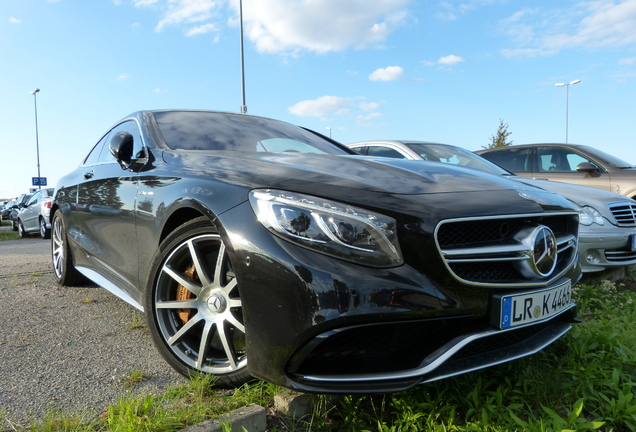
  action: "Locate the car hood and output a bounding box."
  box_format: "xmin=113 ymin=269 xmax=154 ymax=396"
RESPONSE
xmin=516 ymin=177 xmax=632 ymax=207
xmin=165 ymin=151 xmax=550 ymax=195
xmin=161 ymin=151 xmax=575 ymax=218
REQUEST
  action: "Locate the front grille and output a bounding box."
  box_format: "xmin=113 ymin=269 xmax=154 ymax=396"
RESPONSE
xmin=608 ymin=202 xmax=636 ymax=226
xmin=436 ymin=213 xmax=579 ymax=287
xmin=605 ymin=248 xmax=636 ymax=263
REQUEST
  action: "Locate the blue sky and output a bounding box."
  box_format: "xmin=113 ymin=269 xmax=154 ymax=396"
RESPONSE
xmin=1 ymin=0 xmax=635 ymax=199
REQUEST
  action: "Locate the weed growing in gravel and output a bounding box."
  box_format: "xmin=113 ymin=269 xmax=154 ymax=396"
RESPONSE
xmin=120 ymin=368 xmax=151 ymax=389
xmin=128 ymin=311 xmax=147 ymax=332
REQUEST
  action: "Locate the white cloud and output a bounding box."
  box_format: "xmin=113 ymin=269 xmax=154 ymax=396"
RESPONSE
xmin=133 ymin=0 xmax=160 ymax=7
xmin=238 ymin=0 xmax=412 ymax=54
xmin=369 ymin=66 xmax=404 ymax=81
xmin=438 ymin=54 xmax=465 ymax=65
xmin=131 ymin=0 xmax=412 ymax=53
xmin=154 ymin=0 xmax=219 ymax=32
xmin=288 ymin=96 xmax=352 ymax=117
xmin=359 ymin=102 xmax=381 ymax=111
xmin=435 ymin=0 xmax=504 ymax=21
xmin=422 ymin=55 xmax=465 ymax=68
xmin=116 ymin=74 xmax=131 ymax=81
xmin=619 ymin=56 xmax=636 ymax=65
xmin=9 ymin=17 xmax=21 ymax=24
xmin=500 ymin=0 xmax=636 ymax=58
xmin=185 ymin=23 xmax=217 ymax=36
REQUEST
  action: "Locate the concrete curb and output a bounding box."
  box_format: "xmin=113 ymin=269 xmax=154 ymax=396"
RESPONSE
xmin=180 ymin=404 xmax=267 ymax=432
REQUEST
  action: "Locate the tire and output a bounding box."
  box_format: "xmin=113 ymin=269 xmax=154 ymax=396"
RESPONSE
xmin=18 ymin=220 xmax=28 ymax=238
xmin=40 ymin=217 xmax=51 ymax=239
xmin=145 ymin=217 xmax=250 ymax=388
xmin=51 ymin=211 xmax=86 ymax=286
xmin=11 ymin=218 xmax=18 ymax=231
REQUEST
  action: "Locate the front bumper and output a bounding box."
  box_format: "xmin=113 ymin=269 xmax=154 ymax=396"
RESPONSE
xmin=219 ymin=202 xmax=581 ymax=393
xmin=578 ymin=226 xmax=636 ymax=272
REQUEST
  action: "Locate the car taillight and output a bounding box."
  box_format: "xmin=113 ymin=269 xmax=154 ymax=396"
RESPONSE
xmin=44 ymin=201 xmax=52 ymax=209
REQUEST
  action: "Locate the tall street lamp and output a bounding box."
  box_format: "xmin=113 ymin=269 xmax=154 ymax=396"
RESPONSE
xmin=554 ymin=79 xmax=580 ymax=143
xmin=30 ymin=88 xmax=42 ymax=190
xmin=239 ymin=0 xmax=247 ymax=114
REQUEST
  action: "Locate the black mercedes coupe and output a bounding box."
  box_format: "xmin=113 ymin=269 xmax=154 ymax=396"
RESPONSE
xmin=51 ymin=110 xmax=581 ymax=393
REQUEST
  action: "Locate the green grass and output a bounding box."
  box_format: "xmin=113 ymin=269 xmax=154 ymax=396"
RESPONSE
xmin=0 ymin=220 xmax=19 ymax=241
xmin=3 ymin=272 xmax=636 ymax=432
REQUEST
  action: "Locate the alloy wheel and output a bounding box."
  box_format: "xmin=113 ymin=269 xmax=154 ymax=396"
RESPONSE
xmin=152 ymin=233 xmax=247 ymax=376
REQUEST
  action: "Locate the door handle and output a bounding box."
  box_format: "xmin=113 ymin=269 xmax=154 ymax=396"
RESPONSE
xmin=84 ymin=170 xmax=94 ymax=179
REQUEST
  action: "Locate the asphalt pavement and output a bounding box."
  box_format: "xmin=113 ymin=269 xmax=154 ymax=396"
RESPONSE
xmin=0 ymin=229 xmax=185 ymax=428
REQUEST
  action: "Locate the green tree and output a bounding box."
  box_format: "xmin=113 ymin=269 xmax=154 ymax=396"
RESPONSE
xmin=485 ymin=119 xmax=513 ymax=148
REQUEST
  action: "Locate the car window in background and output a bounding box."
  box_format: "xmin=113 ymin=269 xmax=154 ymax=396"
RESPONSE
xmin=25 ymin=191 xmax=40 ymax=206
xmin=152 ymin=111 xmax=350 ymax=155
xmin=578 ymin=145 xmax=635 ymax=168
xmin=366 ymin=146 xmax=406 ymax=158
xmin=482 ymin=146 xmax=533 ymax=173
xmin=410 ymin=143 xmax=510 ymax=176
xmin=537 ymin=146 xmax=602 ymax=173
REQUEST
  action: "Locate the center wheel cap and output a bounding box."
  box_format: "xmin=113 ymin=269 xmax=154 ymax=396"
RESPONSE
xmin=206 ymin=292 xmax=227 ymax=313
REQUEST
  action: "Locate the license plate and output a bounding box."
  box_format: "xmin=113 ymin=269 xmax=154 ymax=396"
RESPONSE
xmin=493 ymin=281 xmax=572 ymax=329
xmin=631 ymin=234 xmax=636 ymax=252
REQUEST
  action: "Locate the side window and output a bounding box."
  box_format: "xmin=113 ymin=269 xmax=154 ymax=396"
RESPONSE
xmin=537 ymin=147 xmax=589 ymax=172
xmin=367 ymin=146 xmax=407 ymax=159
xmin=349 ymin=146 xmax=367 ymax=155
xmin=82 ymin=133 xmax=110 ymax=166
xmin=487 ymin=148 xmax=532 ymax=173
xmin=26 ymin=191 xmax=40 ymax=206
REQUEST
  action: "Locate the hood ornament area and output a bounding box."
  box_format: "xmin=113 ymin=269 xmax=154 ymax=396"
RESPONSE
xmin=515 ymin=225 xmax=558 ymax=278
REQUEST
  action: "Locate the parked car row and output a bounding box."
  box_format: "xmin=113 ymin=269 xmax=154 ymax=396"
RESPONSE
xmin=0 ymin=189 xmax=54 ymax=239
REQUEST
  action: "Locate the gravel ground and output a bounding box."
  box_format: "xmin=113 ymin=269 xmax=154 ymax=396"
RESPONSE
xmin=0 ymin=233 xmax=185 ymax=428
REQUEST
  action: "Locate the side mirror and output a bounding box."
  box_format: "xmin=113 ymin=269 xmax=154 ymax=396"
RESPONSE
xmin=576 ymin=162 xmax=600 ymax=177
xmin=110 ymin=132 xmax=134 ymax=169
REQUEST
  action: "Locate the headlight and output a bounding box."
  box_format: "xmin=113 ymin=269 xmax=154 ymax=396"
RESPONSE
xmin=578 ymin=205 xmax=605 ymax=226
xmin=249 ymin=189 xmax=403 ymax=267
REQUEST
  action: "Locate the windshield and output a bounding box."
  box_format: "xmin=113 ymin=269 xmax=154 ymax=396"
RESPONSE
xmin=152 ymin=111 xmax=351 ymax=155
xmin=405 ymin=143 xmax=511 ymax=176
xmin=579 ymin=145 xmax=635 ymax=168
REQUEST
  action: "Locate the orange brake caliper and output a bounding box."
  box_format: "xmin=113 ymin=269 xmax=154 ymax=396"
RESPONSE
xmin=176 ymin=264 xmax=198 ymax=323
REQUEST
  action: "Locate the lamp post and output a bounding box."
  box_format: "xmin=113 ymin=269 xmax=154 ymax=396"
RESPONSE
xmin=239 ymin=0 xmax=247 ymax=114
xmin=326 ymin=127 xmax=332 ymax=138
xmin=554 ymin=79 xmax=580 ymax=143
xmin=30 ymin=88 xmax=41 ymax=190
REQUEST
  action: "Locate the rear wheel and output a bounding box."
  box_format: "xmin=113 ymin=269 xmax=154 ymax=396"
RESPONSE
xmin=51 ymin=211 xmax=86 ymax=286
xmin=40 ymin=217 xmax=51 ymax=239
xmin=145 ymin=217 xmax=250 ymax=388
xmin=18 ymin=220 xmax=28 ymax=238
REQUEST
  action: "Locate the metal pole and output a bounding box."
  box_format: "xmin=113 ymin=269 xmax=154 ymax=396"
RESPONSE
xmin=239 ymin=0 xmax=247 ymax=114
xmin=565 ymin=84 xmax=569 ymax=144
xmin=31 ymin=88 xmax=41 ymax=190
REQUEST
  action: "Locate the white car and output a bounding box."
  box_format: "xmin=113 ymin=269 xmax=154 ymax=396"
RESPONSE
xmin=348 ymin=140 xmax=636 ymax=273
xmin=17 ymin=188 xmax=55 ymax=239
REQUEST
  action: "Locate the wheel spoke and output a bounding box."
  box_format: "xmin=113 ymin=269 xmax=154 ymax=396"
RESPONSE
xmin=167 ymin=313 xmax=203 ymax=346
xmin=188 ymin=239 xmax=213 ymax=286
xmin=163 ymin=265 xmax=202 ymax=296
xmin=222 ymin=277 xmax=238 ymax=296
xmin=196 ymin=321 xmax=214 ymax=369
xmin=225 ymin=314 xmax=245 ymax=334
xmin=216 ymin=322 xmax=238 ymax=370
xmin=213 ymin=242 xmax=227 ymax=287
xmin=156 ymin=299 xmax=198 ymax=309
